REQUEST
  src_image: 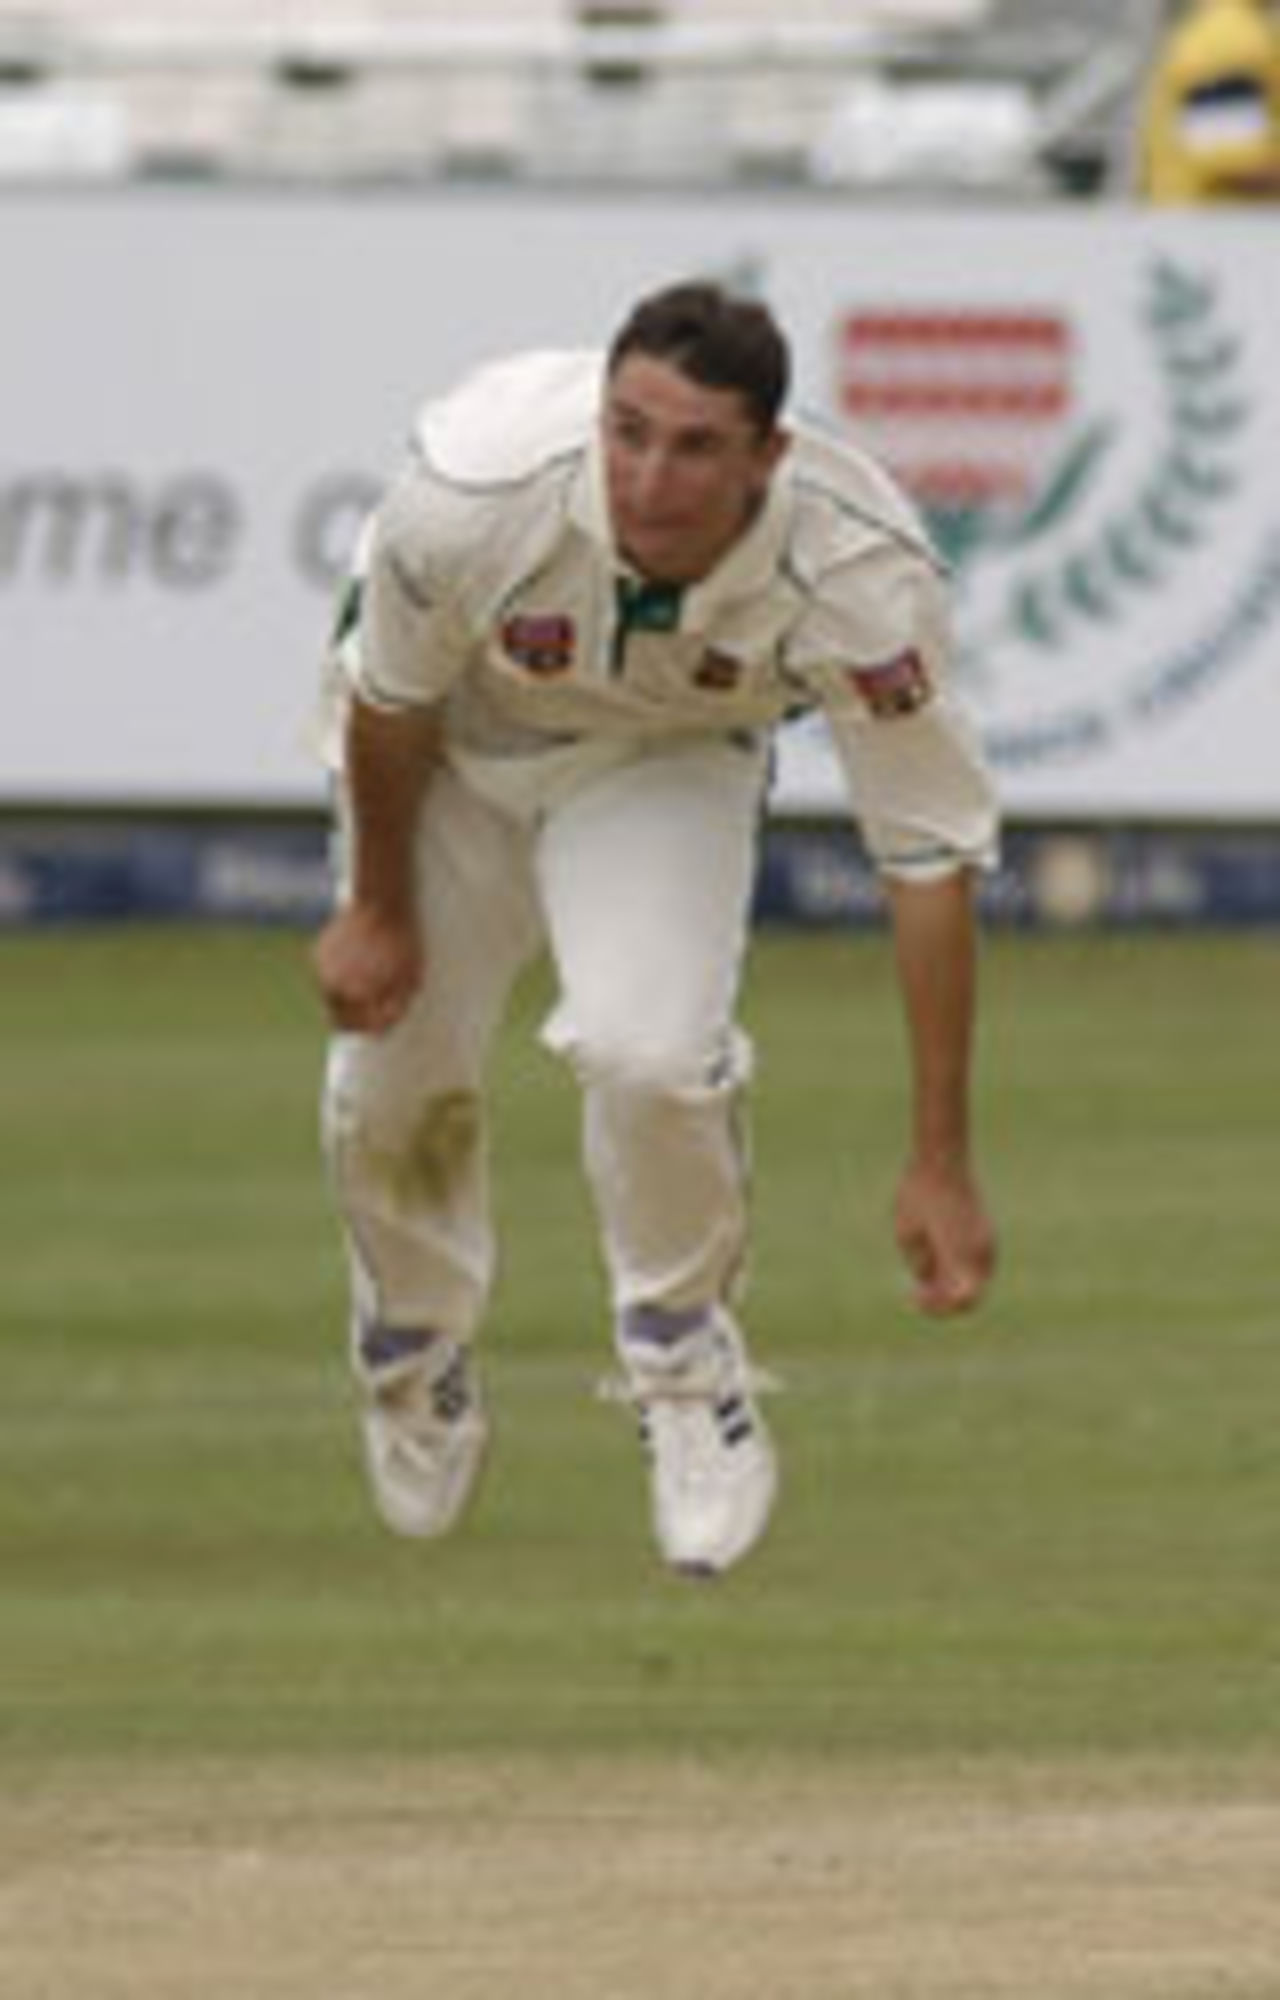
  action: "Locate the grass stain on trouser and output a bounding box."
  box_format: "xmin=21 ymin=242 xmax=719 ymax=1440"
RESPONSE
xmin=341 ymin=1089 xmax=484 ymax=1213
xmin=396 ymin=1090 xmax=484 ymax=1206
xmin=329 ymin=1087 xmax=495 ymax=1344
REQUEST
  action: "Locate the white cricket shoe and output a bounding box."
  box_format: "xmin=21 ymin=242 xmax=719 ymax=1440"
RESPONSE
xmin=619 ymin=1313 xmax=778 ymax=1577
xmin=359 ymin=1337 xmax=488 ymax=1539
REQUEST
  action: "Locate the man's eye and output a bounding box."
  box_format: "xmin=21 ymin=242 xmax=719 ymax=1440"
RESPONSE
xmin=610 ymin=414 xmax=648 ymax=448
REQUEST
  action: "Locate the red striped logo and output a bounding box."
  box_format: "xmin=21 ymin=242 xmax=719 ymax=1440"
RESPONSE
xmin=836 ymin=309 xmax=1074 ymax=513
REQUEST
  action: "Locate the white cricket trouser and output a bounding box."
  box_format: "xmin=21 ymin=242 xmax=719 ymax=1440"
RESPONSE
xmin=322 ymin=733 xmax=768 ymax=1360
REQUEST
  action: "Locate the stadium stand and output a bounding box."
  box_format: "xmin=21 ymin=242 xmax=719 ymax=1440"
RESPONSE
xmin=0 ymin=0 xmax=1169 ymax=191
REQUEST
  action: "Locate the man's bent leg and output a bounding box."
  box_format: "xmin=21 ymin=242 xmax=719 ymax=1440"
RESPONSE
xmin=321 ymin=764 xmax=542 ymax=1533
xmin=535 ymin=738 xmax=777 ymax=1572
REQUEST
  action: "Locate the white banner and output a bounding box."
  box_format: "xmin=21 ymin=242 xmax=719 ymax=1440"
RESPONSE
xmin=4 ymin=189 xmax=1279 ymax=816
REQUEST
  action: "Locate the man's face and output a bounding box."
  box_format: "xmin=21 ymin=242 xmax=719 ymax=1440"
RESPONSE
xmin=602 ymin=353 xmax=788 ymax=584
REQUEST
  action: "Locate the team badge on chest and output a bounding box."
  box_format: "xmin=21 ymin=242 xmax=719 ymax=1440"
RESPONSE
xmin=692 ymin=649 xmax=744 ymax=692
xmin=847 ymin=648 xmax=932 ymax=718
xmin=501 ymin=612 xmax=576 ymax=677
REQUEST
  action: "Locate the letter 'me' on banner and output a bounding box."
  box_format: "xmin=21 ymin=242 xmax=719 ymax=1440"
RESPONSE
xmin=3 ymin=191 xmax=1278 ymax=818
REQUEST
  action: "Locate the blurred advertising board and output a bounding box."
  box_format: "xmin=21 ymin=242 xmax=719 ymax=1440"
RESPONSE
xmin=3 ymin=189 xmax=1278 ymax=819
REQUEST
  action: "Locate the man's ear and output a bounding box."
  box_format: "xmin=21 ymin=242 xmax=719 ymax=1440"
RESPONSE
xmin=763 ymin=426 xmax=791 ymax=474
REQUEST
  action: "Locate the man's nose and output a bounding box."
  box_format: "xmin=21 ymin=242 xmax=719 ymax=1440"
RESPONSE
xmin=630 ymin=446 xmax=673 ymax=509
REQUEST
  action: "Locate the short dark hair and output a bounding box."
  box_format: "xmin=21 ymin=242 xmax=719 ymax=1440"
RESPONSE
xmin=607 ymin=281 xmax=790 ymax=435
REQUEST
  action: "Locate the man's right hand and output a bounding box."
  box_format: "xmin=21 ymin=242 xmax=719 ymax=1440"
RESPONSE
xmin=311 ymin=904 xmax=423 ymax=1034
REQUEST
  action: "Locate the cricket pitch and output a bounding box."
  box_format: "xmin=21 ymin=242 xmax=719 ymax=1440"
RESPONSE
xmin=3 ymin=1757 xmax=1278 ymax=2000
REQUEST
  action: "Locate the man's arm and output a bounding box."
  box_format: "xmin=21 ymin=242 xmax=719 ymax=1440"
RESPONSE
xmin=311 ymin=693 xmax=446 ymax=1035
xmin=885 ymin=868 xmax=996 ymax=1316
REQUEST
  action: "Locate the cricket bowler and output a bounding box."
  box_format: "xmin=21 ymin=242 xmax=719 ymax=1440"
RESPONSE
xmin=311 ymin=280 xmax=999 ymax=1577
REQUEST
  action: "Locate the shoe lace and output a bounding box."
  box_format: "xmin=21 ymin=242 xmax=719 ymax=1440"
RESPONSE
xmin=596 ymin=1352 xmax=780 ymax=1412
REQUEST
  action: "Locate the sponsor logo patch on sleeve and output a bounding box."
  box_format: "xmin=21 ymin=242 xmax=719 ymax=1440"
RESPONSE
xmin=847 ymin=648 xmax=932 ymax=718
xmin=501 ymin=613 xmax=576 ymax=677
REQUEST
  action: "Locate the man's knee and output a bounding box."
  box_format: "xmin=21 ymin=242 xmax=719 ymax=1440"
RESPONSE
xmin=545 ymin=1015 xmax=752 ymax=1099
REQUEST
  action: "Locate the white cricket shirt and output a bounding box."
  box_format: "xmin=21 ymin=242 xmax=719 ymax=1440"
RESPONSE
xmin=339 ymin=348 xmax=998 ymax=879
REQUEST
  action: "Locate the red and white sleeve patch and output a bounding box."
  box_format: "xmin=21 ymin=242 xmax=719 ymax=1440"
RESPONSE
xmin=846 ymin=648 xmax=933 ymax=718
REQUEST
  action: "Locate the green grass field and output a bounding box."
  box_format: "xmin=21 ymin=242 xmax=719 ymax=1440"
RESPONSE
xmin=2 ymin=921 xmax=1279 ymax=1996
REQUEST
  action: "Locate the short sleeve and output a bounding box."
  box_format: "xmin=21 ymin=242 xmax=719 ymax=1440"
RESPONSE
xmin=348 ymin=459 xmax=473 ymax=711
xmin=791 ymin=547 xmax=999 ymax=879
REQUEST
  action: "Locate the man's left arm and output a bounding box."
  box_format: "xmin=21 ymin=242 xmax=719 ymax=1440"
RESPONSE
xmin=796 ymin=541 xmax=999 ymax=1310
xmin=885 ymin=867 xmax=996 ymax=1316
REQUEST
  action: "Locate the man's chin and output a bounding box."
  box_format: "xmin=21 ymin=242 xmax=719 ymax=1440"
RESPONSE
xmin=621 ymin=532 xmax=695 ymax=584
